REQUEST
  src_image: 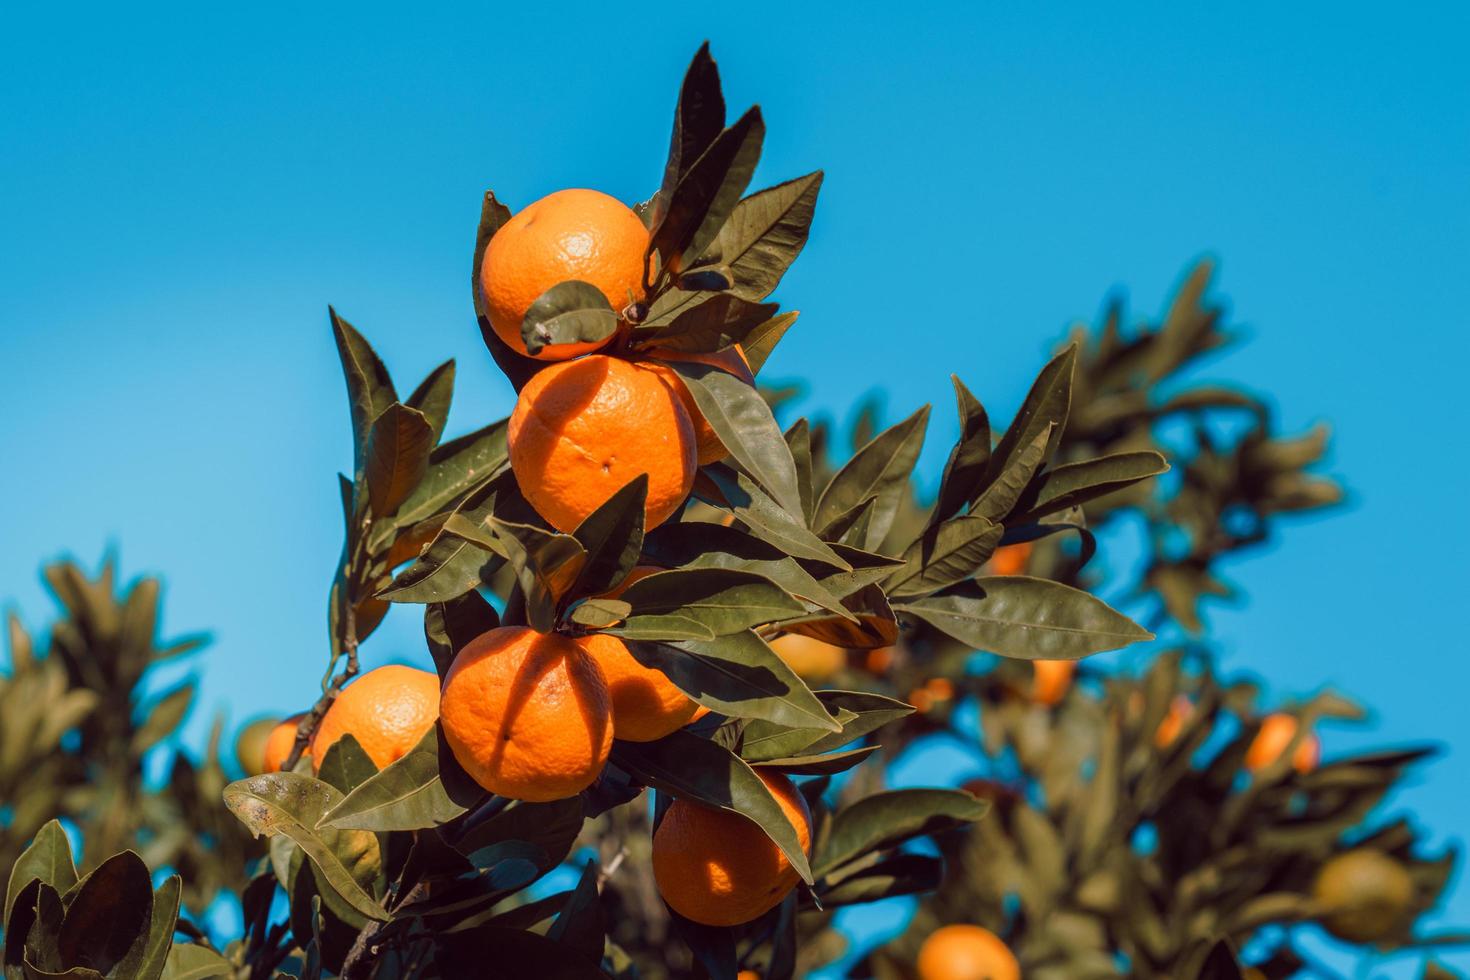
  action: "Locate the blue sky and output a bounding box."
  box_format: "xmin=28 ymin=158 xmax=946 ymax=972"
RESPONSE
xmin=2 ymin=2 xmax=1466 ymax=973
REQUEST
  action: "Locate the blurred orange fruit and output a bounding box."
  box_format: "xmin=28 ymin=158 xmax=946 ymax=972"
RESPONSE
xmin=770 ymin=633 xmax=847 ymax=682
xmin=440 ymin=626 xmax=612 ymax=801
xmin=1030 ymin=659 xmax=1075 ymax=706
xmin=652 ymin=769 xmax=811 ymax=926
xmin=1245 ymin=712 xmax=1320 ymax=773
xmin=479 ymin=188 xmax=648 ymax=360
xmin=916 ymin=924 xmax=1020 ymax=980
xmin=1312 ymin=848 xmax=1416 ymax=942
xmin=1153 ymin=696 xmax=1193 ymax=748
xmin=312 ymin=666 xmax=439 ymax=772
xmin=988 ymin=542 xmax=1032 ymax=577
xmin=263 ymin=713 xmax=306 ymax=773
xmin=508 ymin=355 xmax=697 ymax=533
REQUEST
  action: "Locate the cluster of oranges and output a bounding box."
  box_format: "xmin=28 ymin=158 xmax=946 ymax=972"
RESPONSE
xmin=488 ymin=187 xmax=756 ymax=534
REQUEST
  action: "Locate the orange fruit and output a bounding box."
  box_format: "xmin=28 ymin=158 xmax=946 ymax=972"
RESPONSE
xmin=1312 ymin=848 xmax=1416 ymax=942
xmin=862 ymin=645 xmax=895 ymax=674
xmin=508 ymin=355 xmax=697 ymax=533
xmin=770 ymin=633 xmax=846 ymax=682
xmin=312 ymin=666 xmax=439 ymax=772
xmin=1030 ymin=659 xmax=1075 ymax=706
xmin=738 ymin=972 xmax=761 ymax=980
xmin=926 ymin=677 xmax=955 ymax=701
xmin=440 ymin=626 xmax=613 ymax=802
xmin=1245 ymin=713 xmax=1320 ymax=773
xmin=1153 ymin=696 xmax=1193 ymax=748
xmin=263 ymin=713 xmax=307 ymax=772
xmin=988 ymin=542 xmax=1032 ymax=576
xmin=916 ymin=924 xmax=1020 ymax=980
xmin=576 ymin=632 xmax=700 ymax=742
xmin=909 ymin=687 xmax=935 ymax=713
xmin=478 ymin=188 xmax=648 ymax=361
xmin=653 ymin=769 xmax=812 ymax=926
xmin=642 ymin=346 xmax=756 ymax=465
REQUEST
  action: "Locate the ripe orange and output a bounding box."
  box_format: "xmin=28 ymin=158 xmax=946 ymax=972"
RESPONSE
xmin=1245 ymin=713 xmax=1320 ymax=773
xmin=479 ymin=188 xmax=649 ymax=361
xmin=440 ymin=626 xmax=613 ymax=802
xmin=988 ymin=542 xmax=1032 ymax=576
xmin=652 ymin=769 xmax=812 ymax=926
xmin=508 ymin=355 xmax=697 ymax=533
xmin=738 ymin=972 xmax=761 ymax=980
xmin=263 ymin=713 xmax=307 ymax=772
xmin=1030 ymin=659 xmax=1075 ymax=706
xmin=642 ymin=346 xmax=756 ymax=465
xmin=916 ymin=924 xmax=1020 ymax=980
xmin=863 ymin=645 xmax=895 ymax=674
xmin=1312 ymin=848 xmax=1416 ymax=942
xmin=770 ymin=633 xmax=846 ymax=682
xmin=576 ymin=632 xmax=701 ymax=743
xmin=1153 ymin=696 xmax=1193 ymax=748
xmin=312 ymin=666 xmax=439 ymax=772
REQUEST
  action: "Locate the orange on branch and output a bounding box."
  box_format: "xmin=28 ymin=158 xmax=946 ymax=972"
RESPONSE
xmin=1153 ymin=696 xmax=1194 ymax=748
xmin=440 ymin=626 xmax=613 ymax=801
xmin=577 ymin=632 xmax=700 ymax=742
xmin=508 ymin=355 xmax=697 ymax=533
xmin=262 ymin=713 xmax=307 ymax=773
xmin=1245 ymin=712 xmax=1320 ymax=773
xmin=312 ymin=666 xmax=439 ymax=771
xmin=916 ymin=924 xmax=1021 ymax=980
xmin=988 ymin=542 xmax=1033 ymax=576
xmin=769 ymin=633 xmax=847 ymax=682
xmin=642 ymin=345 xmax=756 ymax=465
xmin=652 ymin=769 xmax=812 ymax=926
xmin=1030 ymin=659 xmax=1075 ymax=706
xmin=1312 ymin=848 xmax=1416 ymax=942
xmin=479 ymin=188 xmax=649 ymax=360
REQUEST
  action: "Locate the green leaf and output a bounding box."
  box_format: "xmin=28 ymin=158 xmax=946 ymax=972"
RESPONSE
xmin=313 ymin=734 xmax=379 ymax=795
xmin=569 ymin=598 xmax=630 ymax=630
xmin=895 ymin=577 xmax=1153 ymax=660
xmin=817 ymin=852 xmax=943 ymax=907
xmin=752 ymin=744 xmax=878 ymax=776
xmin=435 ymin=924 xmax=612 ymax=980
xmin=708 ymin=172 xmax=823 ymax=300
xmin=615 ymin=568 xmax=804 ymax=637
xmin=330 ymin=308 xmax=398 ymax=472
xmin=448 ymin=797 xmax=585 ymax=870
xmin=700 ymin=465 xmax=849 ymax=568
xmin=545 ymin=861 xmax=604 ymax=966
xmin=379 ymin=474 xmax=513 ymax=602
xmin=741 ymin=690 xmax=913 ymax=762
xmin=568 ymin=476 xmax=647 ymax=601
xmin=135 ymin=875 xmax=180 ymax=980
xmin=471 ymin=190 xmax=513 ymax=323
xmin=644 ymin=294 xmax=778 ymax=353
xmin=971 ymin=423 xmax=1052 ymax=521
xmin=404 ymin=359 xmax=456 ymax=447
xmin=740 ymin=311 xmax=799 ymax=376
xmin=520 ymin=281 xmax=619 ymax=356
xmin=785 ymin=418 xmax=815 ymax=523
xmin=386 ymin=419 xmax=509 ymax=534
xmin=424 ymin=592 xmax=499 ymax=679
xmin=1196 ymin=939 xmax=1245 ymax=980
xmin=319 ymin=730 xmax=469 ymax=831
xmin=490 ymin=518 xmax=586 ymax=632
xmin=159 ymin=944 xmax=232 ymax=979
xmin=365 ymin=403 xmax=435 ymax=519
xmin=131 ymin=682 xmax=195 ymax=754
xmin=814 ymin=789 xmax=988 ymax=876
xmin=983 ymin=343 xmax=1076 ymax=488
xmin=648 ymin=107 xmax=764 ymax=282
xmin=6 ymin=821 xmax=76 ymax=926
xmin=886 ymin=516 xmax=1004 ymax=599
xmin=223 ymin=773 xmax=388 ymax=921
xmin=56 ymin=850 xmax=153 ymax=978
xmin=1012 ymin=450 xmax=1169 ymax=522
xmin=814 ymin=406 xmax=930 ymax=551
xmin=930 ymin=375 xmax=991 ymax=526
xmin=624 ymin=630 xmax=839 ymax=731
xmin=656 ymin=42 xmax=726 ymax=221
xmin=669 ymin=359 xmax=802 ymax=515
xmin=613 ymin=732 xmax=813 ymax=884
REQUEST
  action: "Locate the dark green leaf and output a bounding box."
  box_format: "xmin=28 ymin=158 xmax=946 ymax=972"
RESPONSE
xmin=545 ymin=861 xmax=604 ymax=965
xmin=365 ymin=403 xmax=435 ymax=519
xmin=669 ymin=359 xmax=802 ymax=515
xmin=740 ymin=311 xmax=799 ymax=376
xmin=520 ymin=281 xmax=618 ymax=356
xmin=971 ymin=423 xmax=1052 ymax=521
xmin=1196 ymin=939 xmax=1244 ymax=980
xmin=1012 ymin=450 xmax=1169 ymax=522
xmin=930 ymin=375 xmax=991 ymax=526
xmin=817 ymin=852 xmax=943 ymax=907
xmin=886 ymin=516 xmax=1003 ymax=599
xmin=386 ymin=419 xmax=509 ymax=534
xmin=6 ymin=821 xmax=76 ymax=926
xmin=700 ymin=465 xmax=849 ymax=567
xmin=615 ymin=568 xmax=804 ymax=637
xmin=314 ymin=734 xmax=379 ymax=795
xmin=741 ymin=690 xmax=913 ymax=762
xmin=895 ymin=577 xmax=1153 ymax=660
xmin=222 ymin=773 xmax=387 ymax=921
xmin=135 ymin=875 xmax=180 ymax=980
xmin=436 ymin=924 xmax=611 ymax=980
xmin=405 ymin=359 xmax=455 ymax=447
xmin=645 ymin=294 xmax=778 ymax=353
xmin=785 ymin=418 xmax=815 ymax=523
xmin=656 ymin=42 xmax=726 ymax=219
xmin=983 ymin=344 xmax=1076 ymax=487
xmin=568 ymin=476 xmax=647 ymax=601
xmin=814 ymin=789 xmax=987 ymax=876
xmin=613 ymin=732 xmax=813 ymax=883
xmin=56 ymin=850 xmax=153 ymax=978
xmin=752 ymin=744 xmax=879 ymax=776
xmin=624 ymin=630 xmax=839 ymax=731
xmin=159 ymin=944 xmax=232 ymax=979
xmin=447 ymin=797 xmax=585 ymax=871
xmin=490 ymin=518 xmax=585 ymax=630
xmin=424 ymin=591 xmax=500 ymax=679
xmin=814 ymin=406 xmax=930 ymax=551
xmin=708 ymin=172 xmax=823 ymax=300
xmin=319 ymin=730 xmax=469 ymax=831
xmin=330 ymin=308 xmax=397 ymax=471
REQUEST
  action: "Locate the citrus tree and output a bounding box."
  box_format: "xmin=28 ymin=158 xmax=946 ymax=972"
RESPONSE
xmin=0 ymin=44 xmax=1462 ymax=980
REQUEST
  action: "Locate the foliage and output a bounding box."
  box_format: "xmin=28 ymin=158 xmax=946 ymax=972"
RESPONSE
xmin=0 ymin=41 xmax=1463 ymax=980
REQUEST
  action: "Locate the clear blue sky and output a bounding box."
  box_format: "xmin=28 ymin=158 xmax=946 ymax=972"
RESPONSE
xmin=2 ymin=2 xmax=1466 ymax=973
